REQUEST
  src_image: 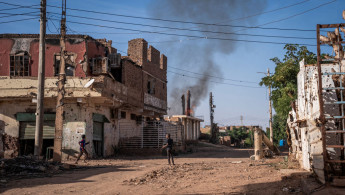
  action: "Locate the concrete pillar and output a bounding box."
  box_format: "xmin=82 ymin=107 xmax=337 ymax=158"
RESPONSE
xmin=185 ymin=118 xmax=189 ymax=140
xmin=196 ymin=122 xmax=200 ymax=139
xmin=254 ymin=127 xmax=263 ymax=160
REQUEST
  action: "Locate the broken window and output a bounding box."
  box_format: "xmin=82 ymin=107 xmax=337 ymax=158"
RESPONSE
xmin=130 ymin=114 xmax=136 ymax=120
xmin=10 ymin=52 xmax=30 ymax=76
xmin=54 ymin=54 xmax=75 ymax=76
xmin=121 ymin=111 xmax=126 ymax=119
xmin=147 ymin=77 xmax=156 ymax=95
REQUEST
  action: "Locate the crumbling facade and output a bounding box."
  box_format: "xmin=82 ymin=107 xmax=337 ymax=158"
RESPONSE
xmin=0 ymin=34 xmax=167 ymax=159
xmin=287 ymin=60 xmax=344 ymax=183
xmin=165 ymin=115 xmax=203 ymax=142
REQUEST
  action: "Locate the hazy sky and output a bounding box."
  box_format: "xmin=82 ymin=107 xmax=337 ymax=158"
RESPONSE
xmin=1 ymin=0 xmax=344 ymax=128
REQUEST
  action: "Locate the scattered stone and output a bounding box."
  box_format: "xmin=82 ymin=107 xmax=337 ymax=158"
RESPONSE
xmin=0 ymin=155 xmax=62 ymax=180
xmin=62 ymin=164 xmax=71 ymax=170
xmin=231 ymin=161 xmax=243 ymax=164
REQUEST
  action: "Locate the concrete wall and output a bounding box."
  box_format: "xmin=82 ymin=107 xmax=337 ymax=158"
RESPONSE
xmin=0 ymin=98 xmax=119 ymax=159
xmin=287 ymin=59 xmax=345 ymax=183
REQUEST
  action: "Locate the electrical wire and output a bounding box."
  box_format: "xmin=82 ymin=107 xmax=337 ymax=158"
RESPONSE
xmin=168 ymin=70 xmax=262 ymax=88
xmin=47 ymin=12 xmax=315 ymax=40
xmin=44 ymin=4 xmax=319 ymax=32
xmin=211 ymin=0 xmax=311 ymax=24
xmin=49 ymin=18 xmax=317 ymax=46
xmin=256 ymin=0 xmax=337 ymax=27
xmin=169 ymin=66 xmax=258 ymax=84
xmin=0 ymin=17 xmax=38 ymax=24
xmin=0 ymin=11 xmax=39 ymax=19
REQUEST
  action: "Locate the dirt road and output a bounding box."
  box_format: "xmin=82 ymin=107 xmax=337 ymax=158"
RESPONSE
xmin=0 ymin=143 xmax=322 ymax=194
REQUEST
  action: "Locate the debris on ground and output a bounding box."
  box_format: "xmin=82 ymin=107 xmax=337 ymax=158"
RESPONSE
xmin=0 ymin=155 xmax=73 ymax=182
xmin=231 ymin=161 xmax=243 ymax=164
xmin=124 ymin=162 xmax=216 ymax=186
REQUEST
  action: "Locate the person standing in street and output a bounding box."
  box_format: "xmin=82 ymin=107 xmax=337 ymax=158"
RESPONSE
xmin=162 ymin=133 xmax=175 ymax=165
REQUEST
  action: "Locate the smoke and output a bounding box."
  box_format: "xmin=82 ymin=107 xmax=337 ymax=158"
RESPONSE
xmin=148 ymin=0 xmax=267 ymax=115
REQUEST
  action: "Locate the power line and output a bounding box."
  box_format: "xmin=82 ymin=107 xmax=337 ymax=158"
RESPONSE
xmin=211 ymin=0 xmax=311 ymax=24
xmin=169 ymin=66 xmax=258 ymax=84
xmin=47 ymin=12 xmax=315 ymax=40
xmin=257 ymin=0 xmax=337 ymax=27
xmin=45 ymin=4 xmax=318 ymax=32
xmin=0 ymin=17 xmax=38 ymax=24
xmin=168 ymin=70 xmax=263 ymax=88
xmin=0 ymin=11 xmax=39 ymax=19
xmin=50 ymin=18 xmax=317 ymax=47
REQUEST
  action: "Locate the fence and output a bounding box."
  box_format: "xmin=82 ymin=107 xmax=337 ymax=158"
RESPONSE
xmin=118 ymin=120 xmax=183 ymax=149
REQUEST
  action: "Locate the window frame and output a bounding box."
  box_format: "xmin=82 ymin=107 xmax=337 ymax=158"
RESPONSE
xmin=54 ymin=53 xmax=76 ymax=77
xmin=10 ymin=53 xmax=30 ymax=77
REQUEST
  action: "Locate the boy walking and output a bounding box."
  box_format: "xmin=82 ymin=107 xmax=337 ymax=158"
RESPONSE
xmin=75 ymin=134 xmax=89 ymax=164
xmin=162 ymin=133 xmax=175 ymax=165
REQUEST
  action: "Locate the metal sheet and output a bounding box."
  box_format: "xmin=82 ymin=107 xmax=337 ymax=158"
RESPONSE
xmin=93 ymin=121 xmax=103 ymax=141
xmin=19 ymin=121 xmax=55 ymax=139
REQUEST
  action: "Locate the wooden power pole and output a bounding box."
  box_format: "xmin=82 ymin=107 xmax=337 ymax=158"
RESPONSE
xmin=53 ymin=0 xmax=67 ymax=162
xmin=209 ymin=92 xmax=217 ymax=143
xmin=268 ymin=68 xmax=273 ymax=143
xmin=34 ymin=0 xmax=46 ymax=157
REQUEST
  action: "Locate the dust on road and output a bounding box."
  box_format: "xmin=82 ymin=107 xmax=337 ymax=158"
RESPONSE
xmin=1 ymin=143 xmax=311 ymax=195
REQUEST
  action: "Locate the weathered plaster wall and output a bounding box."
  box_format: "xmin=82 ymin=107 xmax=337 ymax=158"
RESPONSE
xmin=288 ymin=60 xmax=345 ymax=183
xmin=0 ymin=36 xmax=88 ymax=77
xmin=0 ymin=38 xmax=14 ymax=76
xmin=0 ymin=98 xmax=119 ymax=159
xmin=0 ymin=99 xmax=56 ymax=158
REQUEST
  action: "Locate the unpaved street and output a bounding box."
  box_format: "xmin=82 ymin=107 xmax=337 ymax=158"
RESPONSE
xmin=0 ymin=143 xmax=317 ymax=194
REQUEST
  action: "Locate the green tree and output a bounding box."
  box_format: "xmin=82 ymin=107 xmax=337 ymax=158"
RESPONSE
xmin=227 ymin=127 xmax=249 ymax=147
xmin=260 ymin=44 xmax=317 ymax=144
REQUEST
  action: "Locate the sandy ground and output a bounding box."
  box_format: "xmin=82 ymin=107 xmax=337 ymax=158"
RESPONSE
xmin=0 ymin=142 xmax=341 ymax=195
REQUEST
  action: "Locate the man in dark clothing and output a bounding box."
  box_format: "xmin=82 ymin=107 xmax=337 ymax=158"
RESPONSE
xmin=162 ymin=133 xmax=175 ymax=165
xmin=75 ymin=134 xmax=90 ymax=164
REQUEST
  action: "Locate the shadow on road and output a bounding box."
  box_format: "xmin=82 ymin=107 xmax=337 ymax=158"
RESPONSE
xmin=0 ymin=165 xmax=137 ymax=193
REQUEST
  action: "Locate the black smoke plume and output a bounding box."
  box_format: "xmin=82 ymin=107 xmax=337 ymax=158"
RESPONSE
xmin=149 ymin=0 xmax=267 ymax=115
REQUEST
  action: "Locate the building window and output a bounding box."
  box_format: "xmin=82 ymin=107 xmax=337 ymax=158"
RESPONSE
xmin=130 ymin=114 xmax=136 ymax=120
xmin=147 ymin=77 xmax=156 ymax=94
xmin=10 ymin=53 xmax=30 ymax=76
xmin=54 ymin=54 xmax=75 ymax=76
xmin=121 ymin=111 xmax=126 ymax=119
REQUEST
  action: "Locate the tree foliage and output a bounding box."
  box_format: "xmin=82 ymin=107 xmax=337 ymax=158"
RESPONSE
xmin=227 ymin=127 xmax=249 ymax=147
xmin=260 ymin=44 xmax=317 ymax=144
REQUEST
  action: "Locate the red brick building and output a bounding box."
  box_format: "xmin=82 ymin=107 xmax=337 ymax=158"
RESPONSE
xmin=0 ymin=34 xmax=167 ymax=159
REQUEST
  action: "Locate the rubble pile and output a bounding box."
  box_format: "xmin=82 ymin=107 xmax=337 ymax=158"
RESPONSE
xmin=0 ymin=156 xmax=63 ymax=180
xmin=125 ymin=162 xmax=215 ymax=186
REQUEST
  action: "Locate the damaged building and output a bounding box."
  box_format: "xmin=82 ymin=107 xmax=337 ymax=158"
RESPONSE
xmin=288 ymin=22 xmax=345 ymax=185
xmin=0 ymin=34 xmax=173 ymax=159
xmin=288 ymin=59 xmax=345 ymax=184
xmin=165 ymin=90 xmax=204 ymax=142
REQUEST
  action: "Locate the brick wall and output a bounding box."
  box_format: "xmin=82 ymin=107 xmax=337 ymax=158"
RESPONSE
xmin=126 ymin=38 xmax=167 ymax=103
xmin=122 ymin=60 xmax=143 ymax=108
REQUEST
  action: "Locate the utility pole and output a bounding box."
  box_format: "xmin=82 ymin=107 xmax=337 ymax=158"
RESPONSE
xmin=34 ymin=0 xmax=46 ymax=158
xmin=209 ymin=92 xmax=217 ymax=143
xmin=240 ymin=115 xmax=243 ymax=126
xmin=53 ymin=0 xmax=67 ymax=162
xmin=268 ymin=68 xmax=273 ymax=143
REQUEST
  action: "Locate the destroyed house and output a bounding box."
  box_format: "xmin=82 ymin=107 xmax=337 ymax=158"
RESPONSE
xmin=0 ymin=34 xmax=169 ymax=159
xmin=288 ymin=59 xmax=345 ymax=184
